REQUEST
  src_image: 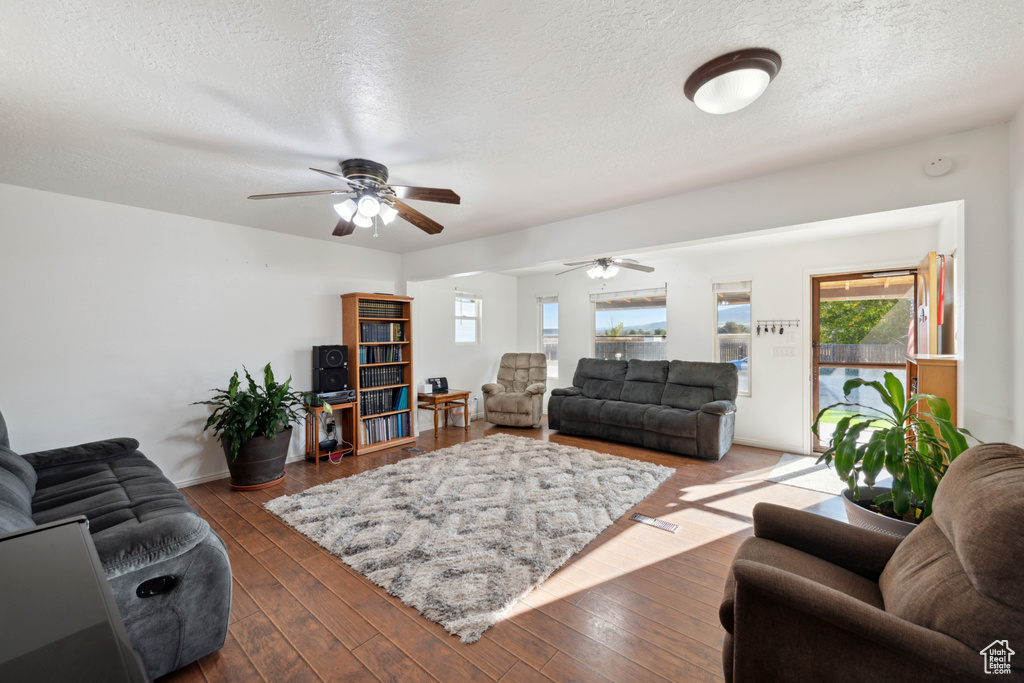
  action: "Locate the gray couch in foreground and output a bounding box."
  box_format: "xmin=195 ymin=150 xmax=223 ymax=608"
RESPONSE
xmin=547 ymin=358 xmax=738 ymax=460
xmin=0 ymin=410 xmax=231 ymax=679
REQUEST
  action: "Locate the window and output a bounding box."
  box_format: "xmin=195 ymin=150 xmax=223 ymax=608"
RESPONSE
xmin=591 ymin=287 xmax=667 ymax=361
xmin=538 ymin=295 xmax=558 ymax=377
xmin=455 ymin=292 xmax=481 ymax=344
xmin=714 ymin=281 xmax=751 ymax=396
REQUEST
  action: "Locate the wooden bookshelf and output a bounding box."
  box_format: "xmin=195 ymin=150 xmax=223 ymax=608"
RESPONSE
xmin=342 ymin=293 xmax=416 ymax=454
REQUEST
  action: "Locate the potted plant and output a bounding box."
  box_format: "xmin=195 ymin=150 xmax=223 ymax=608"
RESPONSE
xmin=811 ymin=371 xmax=977 ymax=535
xmin=194 ymin=363 xmax=308 ymax=490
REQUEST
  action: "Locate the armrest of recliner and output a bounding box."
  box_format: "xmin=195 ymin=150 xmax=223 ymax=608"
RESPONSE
xmin=730 ymin=560 xmax=981 ymax=682
xmin=752 ymin=502 xmax=902 ymax=581
xmin=91 ymin=513 xmax=212 ymax=578
xmin=482 ymin=383 xmax=505 ymax=395
xmin=550 ymin=386 xmax=582 ymax=397
xmin=525 ymin=383 xmax=547 ymax=396
xmin=701 ymin=400 xmax=736 ymax=415
xmin=22 ymin=438 xmax=141 ymax=470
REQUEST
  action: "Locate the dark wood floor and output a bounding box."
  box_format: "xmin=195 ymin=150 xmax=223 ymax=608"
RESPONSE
xmin=160 ymin=420 xmax=844 ymax=683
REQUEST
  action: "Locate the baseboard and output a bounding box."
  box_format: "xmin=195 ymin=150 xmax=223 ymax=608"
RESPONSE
xmin=173 ymin=451 xmax=313 ymax=489
xmin=731 ymin=437 xmax=808 ymax=456
xmin=173 ymin=469 xmax=229 ymax=489
xmin=416 ymin=411 xmax=484 ymax=433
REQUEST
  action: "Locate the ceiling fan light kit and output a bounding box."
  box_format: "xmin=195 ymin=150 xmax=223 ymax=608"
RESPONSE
xmin=250 ymin=157 xmax=459 ymax=238
xmin=684 ymin=48 xmax=781 ymax=114
xmin=588 ymin=263 xmax=619 ymax=279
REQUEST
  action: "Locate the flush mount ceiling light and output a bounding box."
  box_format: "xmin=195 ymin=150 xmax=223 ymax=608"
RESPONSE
xmin=684 ymin=48 xmax=781 ymax=115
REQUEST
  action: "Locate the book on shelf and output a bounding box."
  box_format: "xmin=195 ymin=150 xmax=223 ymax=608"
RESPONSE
xmin=360 ymin=412 xmax=411 ymax=445
xmin=359 ymin=322 xmax=405 ymax=342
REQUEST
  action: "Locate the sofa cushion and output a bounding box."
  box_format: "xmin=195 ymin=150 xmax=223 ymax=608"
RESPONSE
xmin=643 ymin=406 xmax=697 ymax=438
xmin=621 ymin=360 xmax=668 ymax=405
xmin=560 ymin=397 xmax=605 ymax=422
xmin=879 ymin=443 xmax=1024 ymax=651
xmin=573 ymin=358 xmax=627 ymax=400
xmin=663 ymin=383 xmax=715 ymax=411
xmin=599 ymin=401 xmax=650 ymax=429
xmin=663 ymin=360 xmax=738 ymax=410
xmin=32 ymin=452 xmax=200 ymax=535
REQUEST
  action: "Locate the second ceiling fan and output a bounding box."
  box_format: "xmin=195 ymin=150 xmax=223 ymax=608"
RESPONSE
xmin=557 ymin=257 xmax=655 ymax=279
xmin=249 ymin=158 xmax=460 ymax=237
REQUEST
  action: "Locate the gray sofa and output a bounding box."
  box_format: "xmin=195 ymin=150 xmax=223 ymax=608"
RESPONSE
xmin=547 ymin=358 xmax=738 ymax=460
xmin=0 ymin=410 xmax=231 ymax=679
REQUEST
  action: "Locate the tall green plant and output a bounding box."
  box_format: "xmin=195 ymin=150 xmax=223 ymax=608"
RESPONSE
xmin=811 ymin=371 xmax=977 ymax=521
xmin=194 ymin=363 xmax=308 ymax=461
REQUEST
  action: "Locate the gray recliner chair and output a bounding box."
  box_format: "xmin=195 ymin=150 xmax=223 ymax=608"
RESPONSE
xmin=482 ymin=353 xmax=547 ymax=428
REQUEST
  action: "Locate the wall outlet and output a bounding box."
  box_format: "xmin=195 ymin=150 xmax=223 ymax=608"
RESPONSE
xmin=773 ymin=346 xmax=796 ymax=358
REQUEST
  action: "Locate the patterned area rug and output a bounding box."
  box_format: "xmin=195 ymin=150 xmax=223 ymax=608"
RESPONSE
xmin=766 ymin=453 xmax=891 ymax=495
xmin=265 ymin=434 xmax=673 ymax=642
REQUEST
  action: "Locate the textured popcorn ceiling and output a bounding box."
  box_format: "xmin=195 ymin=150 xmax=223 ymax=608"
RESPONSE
xmin=1 ymin=1 xmax=1023 ymax=252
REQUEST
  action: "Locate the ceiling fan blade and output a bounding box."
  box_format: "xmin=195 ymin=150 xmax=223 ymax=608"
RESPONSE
xmin=392 ymin=198 xmax=444 ymax=235
xmin=556 ymin=264 xmax=592 ymax=276
xmin=310 ymin=167 xmax=365 ymax=190
xmin=248 ymin=189 xmax=344 ymax=200
xmin=618 ymin=262 xmax=655 ymax=273
xmin=333 ymin=217 xmax=356 ymax=237
xmin=387 ymin=185 xmax=461 ymax=204
xmin=562 ymin=260 xmax=598 ymax=266
xmin=611 ymin=258 xmax=640 ymax=264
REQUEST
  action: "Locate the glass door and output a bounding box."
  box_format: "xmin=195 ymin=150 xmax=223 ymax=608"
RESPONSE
xmin=811 ymin=271 xmax=916 ymax=451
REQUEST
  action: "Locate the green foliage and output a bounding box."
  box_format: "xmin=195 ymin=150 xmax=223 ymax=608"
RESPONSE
xmin=811 ymin=371 xmax=978 ymax=522
xmin=606 ymin=321 xmax=625 ymax=337
xmin=717 ymin=321 xmax=750 ymax=334
xmin=193 ymin=363 xmax=309 ymax=461
xmin=819 ymin=299 xmax=911 ymax=345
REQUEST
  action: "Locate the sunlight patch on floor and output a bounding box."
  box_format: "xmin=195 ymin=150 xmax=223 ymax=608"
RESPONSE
xmin=674 ymin=466 xmax=775 ymax=502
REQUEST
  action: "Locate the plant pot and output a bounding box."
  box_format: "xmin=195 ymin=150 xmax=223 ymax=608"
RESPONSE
xmin=224 ymin=427 xmax=292 ymax=491
xmin=841 ymin=486 xmax=916 ymax=538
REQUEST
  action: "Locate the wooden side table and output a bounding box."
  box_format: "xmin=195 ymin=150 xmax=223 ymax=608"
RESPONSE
xmin=417 ymin=390 xmax=471 ymax=438
xmin=304 ymin=401 xmax=356 ymax=469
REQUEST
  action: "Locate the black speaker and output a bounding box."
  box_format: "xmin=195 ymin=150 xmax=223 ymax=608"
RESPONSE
xmin=314 ymin=345 xmax=347 ymax=369
xmin=313 ymin=345 xmax=348 ymax=393
xmin=313 ymin=367 xmax=348 ymax=393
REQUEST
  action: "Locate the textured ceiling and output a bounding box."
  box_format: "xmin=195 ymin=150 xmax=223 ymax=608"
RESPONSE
xmin=2 ymin=1 xmax=1023 ymax=253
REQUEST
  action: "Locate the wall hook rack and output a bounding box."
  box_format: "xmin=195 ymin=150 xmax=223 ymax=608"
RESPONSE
xmin=755 ymin=320 xmax=800 ymax=336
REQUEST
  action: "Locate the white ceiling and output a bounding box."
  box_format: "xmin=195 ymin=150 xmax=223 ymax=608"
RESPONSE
xmin=2 ymin=1 xmax=1023 ymax=254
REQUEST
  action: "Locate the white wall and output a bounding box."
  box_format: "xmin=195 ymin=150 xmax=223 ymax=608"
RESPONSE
xmin=406 ymin=125 xmax=1015 ymax=443
xmin=407 ymin=272 xmax=518 ymax=431
xmin=517 ymin=222 xmax=943 ymax=453
xmin=1010 ymin=106 xmax=1024 ymax=446
xmin=0 ymin=183 xmax=402 ymax=486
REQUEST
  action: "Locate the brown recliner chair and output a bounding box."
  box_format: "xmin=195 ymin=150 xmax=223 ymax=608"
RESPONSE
xmin=481 ymin=353 xmax=547 ymax=428
xmin=720 ymin=443 xmax=1024 ymax=682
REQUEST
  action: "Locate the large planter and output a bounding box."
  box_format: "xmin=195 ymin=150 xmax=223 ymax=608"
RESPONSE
xmin=224 ymin=427 xmax=292 ymax=491
xmin=842 ymin=486 xmax=916 ymax=538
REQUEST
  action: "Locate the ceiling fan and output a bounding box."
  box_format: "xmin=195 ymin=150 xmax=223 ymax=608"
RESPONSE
xmin=557 ymin=257 xmax=655 ymax=279
xmin=248 ymin=158 xmax=460 ymax=237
